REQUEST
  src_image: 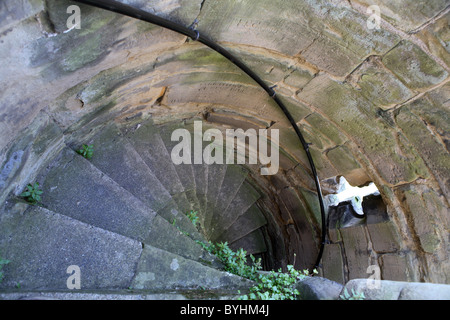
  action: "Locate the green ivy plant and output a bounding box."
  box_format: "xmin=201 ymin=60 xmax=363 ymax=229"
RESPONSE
xmin=20 ymin=182 xmax=43 ymax=204
xmin=199 ymin=241 xmax=261 ymax=281
xmin=186 ymin=210 xmax=199 ymax=227
xmin=198 ymin=241 xmax=319 ymax=300
xmin=77 ymin=144 xmax=94 ymax=160
xmin=339 ymin=288 xmax=366 ymax=300
xmin=0 ymin=255 xmax=10 ymax=283
xmin=240 ymin=266 xmax=317 ymax=300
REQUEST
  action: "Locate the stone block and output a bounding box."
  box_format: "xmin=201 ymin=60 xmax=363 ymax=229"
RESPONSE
xmin=343 ymin=279 xmax=450 ymax=300
xmin=349 ymin=56 xmax=414 ymax=108
xmin=212 ymin=204 xmax=267 ymax=244
xmin=379 ymin=254 xmax=410 ymax=281
xmin=229 ymin=229 xmax=267 ymax=255
xmin=0 ymin=0 xmax=44 ymax=31
xmin=400 ymin=185 xmax=442 ymax=254
xmin=416 ymin=15 xmax=450 ymax=69
xmin=326 ymin=145 xmax=362 ymax=176
xmin=131 ymin=245 xmax=252 ymax=290
xmin=409 ymin=84 xmax=450 ymax=146
xmin=382 ymin=40 xmax=448 ymax=90
xmin=304 ymin=113 xmax=347 ymax=147
xmin=321 ymin=243 xmax=345 ymax=284
xmin=367 ymin=221 xmax=400 ymax=253
xmin=296 ymin=276 xmax=344 ymax=300
xmin=0 ymin=205 xmax=142 ymax=290
xmin=397 ymin=106 xmax=450 ymax=198
xmin=340 ymin=225 xmax=370 ymax=279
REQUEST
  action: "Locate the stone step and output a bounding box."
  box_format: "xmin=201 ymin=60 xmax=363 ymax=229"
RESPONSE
xmin=211 ymin=204 xmax=267 ymax=244
xmin=86 ymin=123 xmax=174 ymax=213
xmin=0 ymin=204 xmax=249 ymax=294
xmin=208 ymin=164 xmax=249 ymax=233
xmin=208 ymin=181 xmax=261 ymax=239
xmin=192 ymin=162 xmax=208 ymax=227
xmin=39 ymin=147 xmax=157 ymax=242
xmin=84 ymin=123 xmax=205 ymax=242
xmin=157 ymin=122 xmax=201 ymax=215
xmin=229 ymin=229 xmax=267 ymax=256
xmin=0 ymin=204 xmax=142 ymax=290
xmin=0 ymin=290 xmax=244 ymax=300
xmin=156 ymin=196 xmax=205 ymax=243
xmin=213 ymin=164 xmax=249 ymax=218
xmin=37 ymin=147 xmax=212 ymax=263
xmin=131 ymin=245 xmax=253 ymax=291
xmin=203 ymin=163 xmax=228 ymax=232
xmin=342 ymin=279 xmax=450 ymax=300
xmin=123 ymin=120 xmax=192 ymax=214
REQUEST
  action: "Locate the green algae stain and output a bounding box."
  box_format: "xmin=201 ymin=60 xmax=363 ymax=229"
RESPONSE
xmin=61 ymin=33 xmax=104 ymax=72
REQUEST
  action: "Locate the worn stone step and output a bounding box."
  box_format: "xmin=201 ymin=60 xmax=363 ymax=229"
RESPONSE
xmin=0 ymin=204 xmax=142 ymax=290
xmin=209 ymin=164 xmax=249 ymax=231
xmin=191 ymin=131 xmax=213 ymax=230
xmin=208 ymin=181 xmax=261 ymax=239
xmin=229 ymin=229 xmax=267 ymax=256
xmin=214 ymin=165 xmax=249 ymax=212
xmin=192 ymin=162 xmax=208 ymax=226
xmin=203 ymin=163 xmax=228 ymax=232
xmin=123 ymin=120 xmax=192 ymax=214
xmin=37 ymin=147 xmax=211 ymax=263
xmin=0 ymin=290 xmax=244 ymax=300
xmin=130 ymin=245 xmax=253 ymax=291
xmin=156 ymin=194 xmax=206 ymax=243
xmin=86 ymin=123 xmax=174 ymax=213
xmin=343 ymin=279 xmax=450 ymax=300
xmin=145 ymin=214 xmax=216 ymax=265
xmin=157 ymin=122 xmax=200 ymax=215
xmin=39 ymin=147 xmax=157 ymax=242
xmin=211 ymin=204 xmax=267 ymax=244
xmin=85 ymin=124 xmax=206 ymax=244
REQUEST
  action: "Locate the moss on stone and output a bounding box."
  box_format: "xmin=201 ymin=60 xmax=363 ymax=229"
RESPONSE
xmin=382 ymin=41 xmax=448 ymax=90
xmin=326 ymin=145 xmax=361 ymax=174
xmin=61 ymin=33 xmax=104 ymax=72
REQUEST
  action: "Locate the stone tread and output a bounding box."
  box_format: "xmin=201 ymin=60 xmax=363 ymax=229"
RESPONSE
xmin=86 ymin=123 xmax=204 ymax=243
xmin=0 ymin=205 xmax=246 ymax=293
xmin=192 ymin=162 xmax=208 ymax=224
xmin=37 ymin=147 xmax=213 ymax=264
xmin=213 ymin=164 xmax=249 ymax=217
xmin=123 ymin=120 xmax=192 ymax=214
xmin=131 ymin=245 xmax=253 ymax=291
xmin=203 ymin=163 xmax=228 ymax=231
xmin=87 ymin=123 xmax=174 ymax=213
xmin=208 ymin=181 xmax=261 ymax=239
xmin=157 ymin=122 xmax=201 ymax=215
xmin=229 ymin=229 xmax=267 ymax=256
xmin=211 ymin=204 xmax=267 ymax=244
xmin=39 ymin=147 xmax=157 ymax=243
xmin=0 ymin=205 xmax=142 ymax=290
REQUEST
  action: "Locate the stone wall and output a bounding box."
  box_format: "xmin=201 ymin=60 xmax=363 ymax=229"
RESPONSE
xmin=0 ymin=0 xmax=448 ymax=283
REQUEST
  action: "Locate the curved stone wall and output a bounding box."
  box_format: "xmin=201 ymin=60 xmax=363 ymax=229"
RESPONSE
xmin=0 ymin=0 xmax=448 ymax=284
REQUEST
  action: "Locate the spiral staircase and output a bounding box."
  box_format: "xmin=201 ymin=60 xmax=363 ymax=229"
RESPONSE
xmin=0 ymin=118 xmax=275 ymax=299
